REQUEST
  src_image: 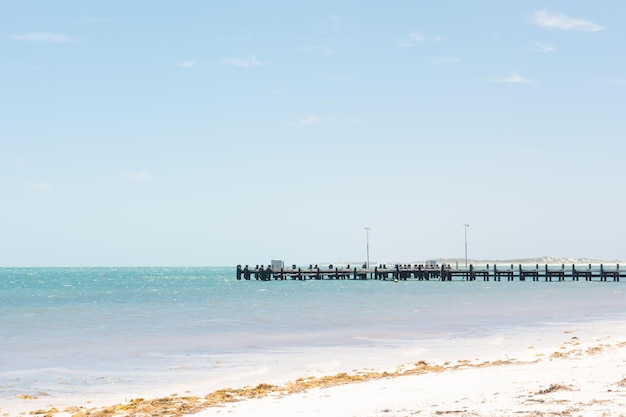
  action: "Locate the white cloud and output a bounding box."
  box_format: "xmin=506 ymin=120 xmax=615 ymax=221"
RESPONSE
xmin=494 ymin=71 xmax=535 ymax=84
xmin=7 ymin=32 xmax=77 ymax=43
xmin=397 ymin=39 xmax=414 ymax=48
xmin=175 ymin=60 xmax=196 ymax=68
xmin=430 ymin=56 xmax=461 ymax=65
xmin=323 ymin=14 xmax=344 ymax=33
xmin=297 ymin=115 xmax=321 ymax=127
xmin=409 ymin=32 xmax=425 ymax=42
xmin=124 ymin=172 xmax=152 ymax=181
xmin=329 ymin=14 xmax=341 ymax=24
xmin=608 ymin=79 xmax=626 ymax=86
xmin=304 ymin=15 xmax=345 ymax=53
xmin=221 ymin=55 xmax=267 ymax=68
xmin=534 ymin=41 xmax=556 ymax=52
xmin=533 ymin=11 xmax=605 ymax=32
xmin=399 ymin=32 xmax=443 ymax=48
xmin=1 ymin=177 xmax=54 ymax=189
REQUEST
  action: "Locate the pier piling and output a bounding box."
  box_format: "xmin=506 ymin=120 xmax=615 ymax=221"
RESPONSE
xmin=237 ymin=263 xmax=624 ymax=282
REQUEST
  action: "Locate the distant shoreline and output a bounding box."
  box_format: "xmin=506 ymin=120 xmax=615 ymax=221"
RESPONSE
xmin=314 ymin=257 xmax=624 ymax=267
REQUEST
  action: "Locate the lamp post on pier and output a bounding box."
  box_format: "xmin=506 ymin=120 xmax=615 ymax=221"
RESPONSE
xmin=365 ymin=227 xmax=371 ymax=269
xmin=463 ymin=224 xmax=470 ymax=268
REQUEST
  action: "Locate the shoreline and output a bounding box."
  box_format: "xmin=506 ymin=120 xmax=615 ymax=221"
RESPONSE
xmin=6 ymin=319 xmax=626 ymax=417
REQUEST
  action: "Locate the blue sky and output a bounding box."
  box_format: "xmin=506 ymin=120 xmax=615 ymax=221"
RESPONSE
xmin=2 ymin=1 xmax=625 ymax=266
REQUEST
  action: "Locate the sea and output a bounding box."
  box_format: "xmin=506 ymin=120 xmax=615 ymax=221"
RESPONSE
xmin=1 ymin=266 xmax=626 ymax=412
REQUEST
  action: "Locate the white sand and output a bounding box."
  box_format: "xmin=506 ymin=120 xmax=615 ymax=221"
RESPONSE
xmin=6 ymin=321 xmax=626 ymax=416
xmin=194 ymin=322 xmax=626 ymax=417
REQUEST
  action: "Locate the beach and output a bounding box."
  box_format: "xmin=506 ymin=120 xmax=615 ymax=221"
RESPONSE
xmin=194 ymin=322 xmax=626 ymax=417
xmin=6 ymin=320 xmax=626 ymax=417
xmin=2 ymin=268 xmax=626 ymax=417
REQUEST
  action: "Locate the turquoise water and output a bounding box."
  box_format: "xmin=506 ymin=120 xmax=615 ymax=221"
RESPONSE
xmin=1 ymin=267 xmax=626 ymax=406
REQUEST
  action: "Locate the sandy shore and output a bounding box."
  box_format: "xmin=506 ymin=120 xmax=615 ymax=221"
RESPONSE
xmin=7 ymin=321 xmax=626 ymax=417
xmin=194 ymin=323 xmax=626 ymax=417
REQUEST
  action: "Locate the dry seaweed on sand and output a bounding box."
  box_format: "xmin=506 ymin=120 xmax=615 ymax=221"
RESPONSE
xmin=535 ymin=384 xmax=574 ymax=395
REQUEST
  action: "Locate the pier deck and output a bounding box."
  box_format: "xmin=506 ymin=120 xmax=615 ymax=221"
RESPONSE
xmin=236 ymin=264 xmax=624 ymax=282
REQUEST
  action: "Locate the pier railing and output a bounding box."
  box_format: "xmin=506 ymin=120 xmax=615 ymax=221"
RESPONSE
xmin=236 ymin=263 xmax=623 ymax=282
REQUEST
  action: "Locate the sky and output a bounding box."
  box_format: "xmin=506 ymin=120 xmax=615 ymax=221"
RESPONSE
xmin=1 ymin=1 xmax=625 ymax=266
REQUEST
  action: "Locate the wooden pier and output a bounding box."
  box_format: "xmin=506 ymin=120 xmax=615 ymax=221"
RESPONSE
xmin=236 ymin=263 xmax=624 ymax=282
